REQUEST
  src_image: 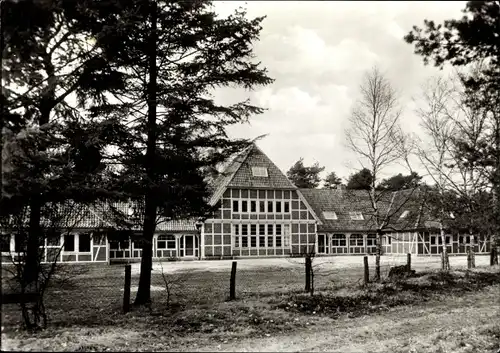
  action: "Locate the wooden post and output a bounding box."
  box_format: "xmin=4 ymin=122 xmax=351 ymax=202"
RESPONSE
xmin=407 ymin=253 xmax=411 ymax=273
xmin=305 ymin=257 xmax=311 ymax=292
xmin=363 ymin=256 xmax=369 ymax=285
xmin=123 ymin=264 xmax=131 ymax=313
xmin=467 ymin=248 xmax=472 ymax=269
xmin=229 ymin=261 xmax=237 ymax=300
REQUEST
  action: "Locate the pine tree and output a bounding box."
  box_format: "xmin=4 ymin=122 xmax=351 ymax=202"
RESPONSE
xmin=84 ymin=0 xmax=273 ymax=305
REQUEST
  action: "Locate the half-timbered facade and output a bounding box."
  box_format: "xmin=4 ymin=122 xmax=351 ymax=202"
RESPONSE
xmin=0 ymin=143 xmax=493 ymax=264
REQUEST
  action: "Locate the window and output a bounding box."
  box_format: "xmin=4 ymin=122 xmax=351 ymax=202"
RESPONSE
xmin=430 ymin=236 xmax=436 ymax=245
xmin=242 ymin=236 xmax=248 ymax=247
xmin=259 ymin=224 xmax=265 ymax=235
xmin=242 ymin=225 xmax=248 ymax=236
xmin=232 ymin=200 xmax=239 ymax=212
xmin=157 ymin=235 xmax=176 ymax=249
xmin=259 ymin=236 xmax=266 ymax=247
xmin=284 ymin=201 xmax=290 ymax=213
xmin=400 ymin=210 xmax=409 ymax=219
xmin=267 ymin=236 xmax=274 ymax=247
xmin=349 ymin=234 xmax=364 ymax=246
xmin=259 ymin=201 xmax=266 ymax=213
xmin=234 ymin=226 xmax=240 ymax=247
xmin=241 ymin=200 xmax=248 ymax=213
xmin=250 ymin=224 xmax=257 ymax=236
xmin=349 ymin=211 xmax=364 ymax=220
xmin=332 ymin=234 xmax=346 ymax=247
xmin=267 ymin=224 xmax=273 ymax=235
xmin=251 ymin=167 xmax=268 ymax=177
xmin=14 ymin=233 xmax=27 ymax=253
xmin=250 ymin=201 xmax=257 ymax=213
xmin=367 ymin=234 xmax=377 ymax=246
xmin=79 ymin=233 xmax=91 ymax=252
xmin=250 ymin=236 xmax=257 ymax=247
xmin=47 ymin=231 xmax=61 ymax=246
xmin=133 ymin=239 xmax=143 ymax=249
xmin=267 ymin=201 xmax=273 ymax=213
xmin=276 ymin=236 xmax=282 ymax=247
xmin=322 ymin=211 xmax=337 ymax=220
xmin=386 ymin=236 xmax=392 ymax=245
xmin=276 ymin=224 xmax=282 ymax=235
xmin=1 ymin=235 xmax=10 ymax=252
xmin=276 ymin=201 xmax=282 ymax=213
xmin=64 ymin=234 xmax=75 ymax=252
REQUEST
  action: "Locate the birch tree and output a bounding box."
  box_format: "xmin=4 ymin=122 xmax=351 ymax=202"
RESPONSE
xmin=415 ymin=76 xmax=457 ymax=271
xmin=345 ymin=66 xmax=416 ymax=281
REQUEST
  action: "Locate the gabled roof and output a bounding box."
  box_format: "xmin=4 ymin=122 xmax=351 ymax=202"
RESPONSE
xmin=209 ymin=143 xmax=296 ymax=205
xmin=299 ymin=189 xmax=381 ymax=232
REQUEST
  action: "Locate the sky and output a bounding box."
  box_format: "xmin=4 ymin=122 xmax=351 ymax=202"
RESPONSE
xmin=211 ymin=1 xmax=467 ymax=184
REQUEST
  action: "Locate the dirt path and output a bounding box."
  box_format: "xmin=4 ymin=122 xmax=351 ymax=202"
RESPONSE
xmin=176 ymin=285 xmax=500 ymax=353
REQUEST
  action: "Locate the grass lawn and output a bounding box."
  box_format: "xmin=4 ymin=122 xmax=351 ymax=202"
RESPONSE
xmin=1 ymin=256 xmax=499 ymax=352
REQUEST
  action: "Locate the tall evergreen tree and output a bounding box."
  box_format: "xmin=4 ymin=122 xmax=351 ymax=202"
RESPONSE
xmin=346 ymin=168 xmax=373 ymax=190
xmin=286 ymin=158 xmax=325 ymax=189
xmin=84 ymin=0 xmax=273 ymax=305
xmin=323 ymin=171 xmax=343 ymax=189
xmin=2 ymin=0 xmax=126 ymax=284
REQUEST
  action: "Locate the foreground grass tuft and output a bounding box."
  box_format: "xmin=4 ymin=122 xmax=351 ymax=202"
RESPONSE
xmin=274 ymin=269 xmax=500 ymax=317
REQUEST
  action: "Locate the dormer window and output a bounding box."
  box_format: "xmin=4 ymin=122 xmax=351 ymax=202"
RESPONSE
xmin=251 ymin=167 xmax=268 ymax=177
xmin=400 ymin=210 xmax=409 ymax=219
xmin=349 ymin=211 xmax=364 ymax=220
xmin=322 ymin=211 xmax=337 ymax=220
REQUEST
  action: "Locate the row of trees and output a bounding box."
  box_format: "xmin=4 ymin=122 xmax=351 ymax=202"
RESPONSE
xmin=286 ymin=159 xmax=420 ymax=191
xmin=341 ymin=0 xmax=500 ymax=277
xmin=2 ymin=0 xmax=273 ymax=328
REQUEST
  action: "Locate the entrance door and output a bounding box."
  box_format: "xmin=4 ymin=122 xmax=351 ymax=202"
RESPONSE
xmin=184 ymin=235 xmax=194 ymax=256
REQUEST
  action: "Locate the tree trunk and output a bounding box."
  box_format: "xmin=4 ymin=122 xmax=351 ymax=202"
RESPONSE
xmin=440 ymin=224 xmax=450 ymax=271
xmin=134 ymin=199 xmax=156 ymax=305
xmin=134 ymin=2 xmax=157 ymax=306
xmin=25 ymin=200 xmax=43 ymax=285
xmin=469 ymin=230 xmax=475 ymax=268
xmin=375 ymin=229 xmax=382 ymax=281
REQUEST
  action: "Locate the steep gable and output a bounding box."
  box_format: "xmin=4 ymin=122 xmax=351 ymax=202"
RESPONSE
xmin=208 ymin=143 xmax=296 ymax=205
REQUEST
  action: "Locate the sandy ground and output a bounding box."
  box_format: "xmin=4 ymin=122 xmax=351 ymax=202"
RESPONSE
xmin=135 ymin=255 xmax=492 ymax=275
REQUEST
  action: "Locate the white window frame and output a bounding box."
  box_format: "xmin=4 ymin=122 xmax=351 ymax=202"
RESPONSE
xmin=349 ymin=211 xmax=364 ymax=220
xmin=251 ymin=167 xmax=268 ymax=177
xmin=157 ymin=234 xmax=176 ymax=250
xmin=322 ymin=211 xmax=338 ymax=220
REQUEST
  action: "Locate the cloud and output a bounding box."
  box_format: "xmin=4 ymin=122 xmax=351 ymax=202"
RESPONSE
xmin=212 ymin=1 xmax=469 ymax=181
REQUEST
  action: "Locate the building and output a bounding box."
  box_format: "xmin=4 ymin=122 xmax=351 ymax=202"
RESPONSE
xmin=0 ymin=143 xmax=492 ymax=264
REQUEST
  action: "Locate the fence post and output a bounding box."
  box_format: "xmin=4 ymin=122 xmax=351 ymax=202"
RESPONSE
xmin=229 ymin=261 xmax=237 ymax=300
xmin=407 ymin=253 xmax=411 ymax=273
xmin=305 ymin=257 xmax=311 ymax=292
xmin=467 ymin=248 xmax=472 ymax=269
xmin=123 ymin=264 xmax=131 ymax=313
xmin=363 ymin=256 xmax=369 ymax=285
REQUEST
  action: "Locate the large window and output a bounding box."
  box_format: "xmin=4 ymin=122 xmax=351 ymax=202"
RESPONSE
xmin=232 ymin=200 xmax=239 ymax=212
xmin=349 ymin=234 xmax=364 ymax=247
xmin=157 ymin=235 xmax=176 ymax=249
xmin=233 ymin=223 xmax=291 ymax=249
xmin=332 ymin=234 xmax=346 ymax=247
xmin=367 ymin=234 xmax=377 ymax=246
xmin=64 ymin=234 xmax=75 ymax=252
xmin=79 ymin=233 xmax=91 ymax=252
xmin=1 ymin=234 xmax=10 ymax=252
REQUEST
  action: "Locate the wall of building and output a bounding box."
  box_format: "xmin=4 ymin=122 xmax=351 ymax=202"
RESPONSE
xmin=202 ymin=188 xmax=317 ymax=259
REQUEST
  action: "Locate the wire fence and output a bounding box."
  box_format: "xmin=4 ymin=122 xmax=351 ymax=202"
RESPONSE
xmin=0 ymin=254 xmax=494 ymax=329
